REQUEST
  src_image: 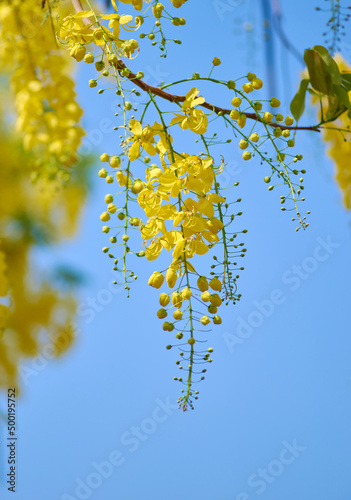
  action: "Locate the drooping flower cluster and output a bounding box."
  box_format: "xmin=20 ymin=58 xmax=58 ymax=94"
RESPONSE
xmin=58 ymin=0 xmax=314 ymax=409
xmin=0 ymin=0 xmax=85 ymax=180
xmin=0 ymin=84 xmax=89 ymax=391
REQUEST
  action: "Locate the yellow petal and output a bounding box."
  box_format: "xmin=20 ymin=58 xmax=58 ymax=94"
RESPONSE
xmin=128 ymin=141 xmax=140 ymax=161
xmin=129 ymin=119 xmax=142 ymax=137
xmin=74 ymin=10 xmax=94 ymax=18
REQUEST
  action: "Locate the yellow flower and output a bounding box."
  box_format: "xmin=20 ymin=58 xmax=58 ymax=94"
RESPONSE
xmin=127 ymin=120 xmax=157 ymax=161
xmin=170 ymin=88 xmax=208 ymax=135
xmin=146 ymin=239 xmax=163 ymax=261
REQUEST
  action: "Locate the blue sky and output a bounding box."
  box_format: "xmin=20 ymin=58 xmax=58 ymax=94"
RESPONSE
xmin=1 ymin=0 xmax=351 ymax=499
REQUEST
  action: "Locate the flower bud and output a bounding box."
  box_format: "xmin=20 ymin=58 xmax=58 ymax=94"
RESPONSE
xmin=252 ymin=78 xmax=263 ymax=89
xmin=239 ymin=139 xmax=248 ymax=150
xmin=100 ymin=153 xmax=110 ymax=162
xmin=99 ymin=168 xmax=107 ymax=178
xmin=148 ymin=271 xmax=165 ymax=289
xmin=212 ymin=57 xmax=221 ymax=66
xmin=210 ymin=294 xmax=222 ymax=307
xmin=237 ymin=113 xmax=247 ymax=128
xmin=159 ymin=293 xmax=170 ymax=306
xmin=181 ymin=287 xmax=192 ymax=300
xmin=262 ymin=112 xmax=273 ymax=123
xmin=157 ymin=308 xmax=167 ymax=319
xmin=166 ymin=267 xmax=177 ymax=288
xmin=95 ymin=60 xmax=105 ymax=71
xmin=107 ymin=203 xmax=117 ymax=214
xmin=152 ymin=2 xmax=164 ymax=18
xmin=270 ymin=97 xmax=281 ymax=107
xmin=197 ymin=276 xmax=208 ymax=292
xmin=70 ymin=44 xmax=86 ymax=62
xmin=285 ymin=116 xmax=294 ymax=126
xmin=109 ymin=156 xmax=121 ymax=168
xmin=200 ymin=316 xmax=211 ymax=326
xmin=250 ymin=132 xmax=259 ymax=142
xmin=231 ymin=97 xmax=242 ymax=107
xmin=242 ymin=82 xmax=253 ymax=93
xmin=84 ymin=52 xmax=94 ymax=64
xmin=242 ymin=151 xmax=251 ymax=161
xmin=230 ymin=109 xmax=239 ymax=120
xmin=209 ymin=277 xmax=222 ymax=291
xmin=213 ymin=315 xmax=222 ymax=325
xmin=201 ymin=291 xmax=212 ymax=302
xmin=100 ymin=212 xmax=110 ymax=222
xmin=172 ymin=292 xmax=183 ymax=308
xmin=173 ymin=309 xmax=183 ymax=320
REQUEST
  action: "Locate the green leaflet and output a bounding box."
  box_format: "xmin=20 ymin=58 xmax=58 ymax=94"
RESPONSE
xmin=290 ymin=79 xmax=310 ymax=121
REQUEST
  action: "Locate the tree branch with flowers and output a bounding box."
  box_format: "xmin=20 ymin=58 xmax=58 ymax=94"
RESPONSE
xmin=0 ymin=0 xmax=350 ymax=408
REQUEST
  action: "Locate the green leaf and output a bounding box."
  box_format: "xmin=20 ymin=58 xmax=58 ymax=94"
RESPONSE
xmin=304 ymin=48 xmax=334 ymax=95
xmin=312 ymin=45 xmax=341 ymax=85
xmin=325 ymin=95 xmax=346 ymax=121
xmin=290 ymin=79 xmax=310 ymax=121
xmin=341 ymin=73 xmax=351 ymax=91
xmin=332 ymin=84 xmax=351 ymax=111
xmin=306 ymin=88 xmax=319 ymax=96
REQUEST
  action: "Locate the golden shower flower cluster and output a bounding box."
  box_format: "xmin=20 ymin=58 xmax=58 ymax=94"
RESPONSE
xmin=58 ymin=0 xmax=313 ymax=409
xmin=0 ymin=0 xmax=85 ymax=180
xmin=55 ymin=0 xmax=319 ymax=409
xmin=0 ymin=87 xmax=89 ymax=391
xmin=96 ymin=90 xmax=245 ymax=409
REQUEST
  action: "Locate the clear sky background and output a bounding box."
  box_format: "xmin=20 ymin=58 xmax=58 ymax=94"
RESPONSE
xmin=1 ymin=0 xmax=351 ymax=499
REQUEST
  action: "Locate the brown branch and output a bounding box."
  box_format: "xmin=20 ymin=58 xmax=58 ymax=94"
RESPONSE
xmin=115 ymin=59 xmax=320 ymax=132
xmin=71 ymin=0 xmax=320 ymax=132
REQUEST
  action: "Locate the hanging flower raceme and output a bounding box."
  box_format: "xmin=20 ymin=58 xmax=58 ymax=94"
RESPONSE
xmin=0 ymin=0 xmax=85 ymax=180
xmin=65 ymin=0 xmax=313 ymax=410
